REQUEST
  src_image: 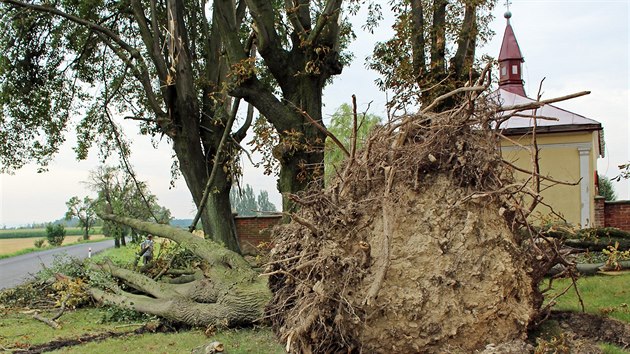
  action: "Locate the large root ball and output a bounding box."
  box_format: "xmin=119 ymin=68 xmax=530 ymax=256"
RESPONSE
xmin=356 ymin=175 xmax=534 ymax=352
xmin=267 ymin=106 xmax=540 ymax=352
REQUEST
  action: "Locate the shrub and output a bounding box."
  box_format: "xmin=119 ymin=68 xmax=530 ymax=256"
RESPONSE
xmin=33 ymin=238 xmax=46 ymax=248
xmin=45 ymin=223 xmax=66 ymax=246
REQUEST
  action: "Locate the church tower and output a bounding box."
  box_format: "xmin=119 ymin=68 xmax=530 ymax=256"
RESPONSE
xmin=498 ymin=11 xmax=526 ymax=96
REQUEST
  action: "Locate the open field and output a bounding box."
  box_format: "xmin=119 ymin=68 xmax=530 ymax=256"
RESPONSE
xmin=0 ymin=235 xmax=106 ymax=256
xmin=0 ymin=227 xmax=103 ymax=239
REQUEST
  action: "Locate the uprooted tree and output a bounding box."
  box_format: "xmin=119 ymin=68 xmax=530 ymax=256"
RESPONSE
xmin=4 ymin=0 xmax=629 ymax=351
xmin=264 ymin=73 xmax=591 ymax=352
xmin=81 ymin=80 xmax=607 ymax=352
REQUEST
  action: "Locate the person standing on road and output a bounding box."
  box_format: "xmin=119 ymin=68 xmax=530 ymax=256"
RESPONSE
xmin=140 ymin=234 xmax=154 ymax=265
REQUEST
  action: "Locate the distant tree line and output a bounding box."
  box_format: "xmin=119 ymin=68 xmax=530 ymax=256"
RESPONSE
xmin=230 ymin=184 xmax=277 ymax=217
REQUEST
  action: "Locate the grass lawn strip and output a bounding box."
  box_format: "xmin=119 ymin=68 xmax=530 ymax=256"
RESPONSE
xmin=539 ymin=273 xmax=630 ymax=353
xmin=0 ymin=228 xmax=103 ymax=240
xmin=47 ymin=327 xmax=284 ymax=354
xmin=0 ymin=307 xmax=284 ymax=353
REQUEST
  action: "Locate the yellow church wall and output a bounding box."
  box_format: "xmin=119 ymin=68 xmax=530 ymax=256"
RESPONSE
xmin=500 ymin=131 xmax=598 ymax=227
xmin=501 ymin=132 xmax=593 ymax=147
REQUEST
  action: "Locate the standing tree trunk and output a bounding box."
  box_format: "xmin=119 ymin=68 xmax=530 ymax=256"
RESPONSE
xmin=214 ymin=0 xmax=344 ymax=211
xmin=83 ymin=221 xmax=89 ymax=240
xmin=372 ymin=0 xmax=490 ymax=111
xmin=155 ymin=0 xmax=244 ymax=253
xmin=172 ymin=121 xmax=240 ymax=252
xmin=275 ymin=79 xmax=327 ymax=211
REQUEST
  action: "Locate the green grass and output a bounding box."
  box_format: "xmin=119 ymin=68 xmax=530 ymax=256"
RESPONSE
xmin=601 ymin=343 xmax=630 ymax=354
xmin=0 ymin=307 xmax=132 ymax=348
xmin=540 ymin=273 xmax=630 ymax=353
xmin=0 ymin=227 xmax=103 ymax=239
xmin=0 ymin=246 xmax=53 ymax=260
xmin=0 ymin=244 xmax=284 ymax=353
xmin=0 ymin=306 xmax=283 ymax=354
xmin=91 ymin=240 xmax=171 ymax=266
xmin=48 ymin=327 xmax=283 ymax=354
xmin=545 ymin=273 xmax=630 ymax=323
xmin=91 ymin=244 xmax=139 ymax=266
xmin=0 ymin=237 xmax=112 ymax=260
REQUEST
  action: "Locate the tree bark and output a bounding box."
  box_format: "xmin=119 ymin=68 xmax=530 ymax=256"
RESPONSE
xmin=275 ymin=79 xmax=327 ymax=212
xmin=161 ymin=0 xmax=240 ymax=253
xmin=172 ymin=127 xmax=240 ymax=253
xmin=214 ymin=0 xmax=342 ymax=211
xmin=93 ymin=213 xmax=270 ymax=327
xmin=563 ymin=238 xmax=630 ymax=252
xmin=410 ymin=0 xmax=425 ymax=80
xmin=541 ymin=227 xmax=630 ymax=251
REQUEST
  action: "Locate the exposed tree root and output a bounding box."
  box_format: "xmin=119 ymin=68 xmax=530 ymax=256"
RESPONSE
xmin=266 ymin=83 xmax=591 ymax=352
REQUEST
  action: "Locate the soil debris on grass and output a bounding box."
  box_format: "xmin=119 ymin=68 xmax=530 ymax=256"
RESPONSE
xmin=550 ymin=311 xmax=630 ymax=349
xmin=15 ymin=322 xmax=172 ymax=354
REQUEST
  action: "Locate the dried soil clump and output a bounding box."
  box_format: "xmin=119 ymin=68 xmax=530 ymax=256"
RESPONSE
xmin=266 ymin=94 xmax=540 ymax=352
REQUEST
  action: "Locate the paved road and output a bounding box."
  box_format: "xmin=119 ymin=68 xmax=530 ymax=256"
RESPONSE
xmin=0 ymin=239 xmax=118 ymax=290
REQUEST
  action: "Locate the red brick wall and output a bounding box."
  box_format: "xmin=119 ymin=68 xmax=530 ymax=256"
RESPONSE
xmin=604 ymin=201 xmax=630 ymax=231
xmin=234 ymin=215 xmax=282 ymax=254
xmin=594 ymin=196 xmax=606 ymax=227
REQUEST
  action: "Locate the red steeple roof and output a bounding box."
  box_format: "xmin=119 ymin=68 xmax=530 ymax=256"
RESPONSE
xmin=499 ymin=21 xmax=523 ymax=61
xmin=498 ymin=11 xmax=526 ymax=96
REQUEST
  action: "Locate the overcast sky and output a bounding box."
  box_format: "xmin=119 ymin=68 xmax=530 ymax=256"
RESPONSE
xmin=1 ymin=0 xmax=628 ymax=227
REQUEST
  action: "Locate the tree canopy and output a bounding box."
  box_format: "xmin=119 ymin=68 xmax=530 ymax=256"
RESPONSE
xmin=0 ymin=0 xmax=369 ymax=252
xmin=86 ymin=165 xmax=171 ymax=245
xmin=368 ymin=0 xmax=496 ymax=110
xmin=65 ymin=196 xmax=98 ymax=240
xmin=0 ymin=0 xmax=254 ymax=251
xmin=598 ymin=174 xmax=617 ymax=201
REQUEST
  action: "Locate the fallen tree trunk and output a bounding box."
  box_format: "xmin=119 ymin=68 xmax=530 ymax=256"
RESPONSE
xmin=578 ymin=227 xmax=630 ymax=239
xmin=538 ymin=226 xmax=630 ymax=251
xmin=548 ymin=260 xmax=630 ymax=276
xmin=564 ymin=237 xmax=630 ymax=252
xmin=90 ymin=214 xmax=271 ymax=327
xmin=541 ymin=226 xmax=630 ymax=240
